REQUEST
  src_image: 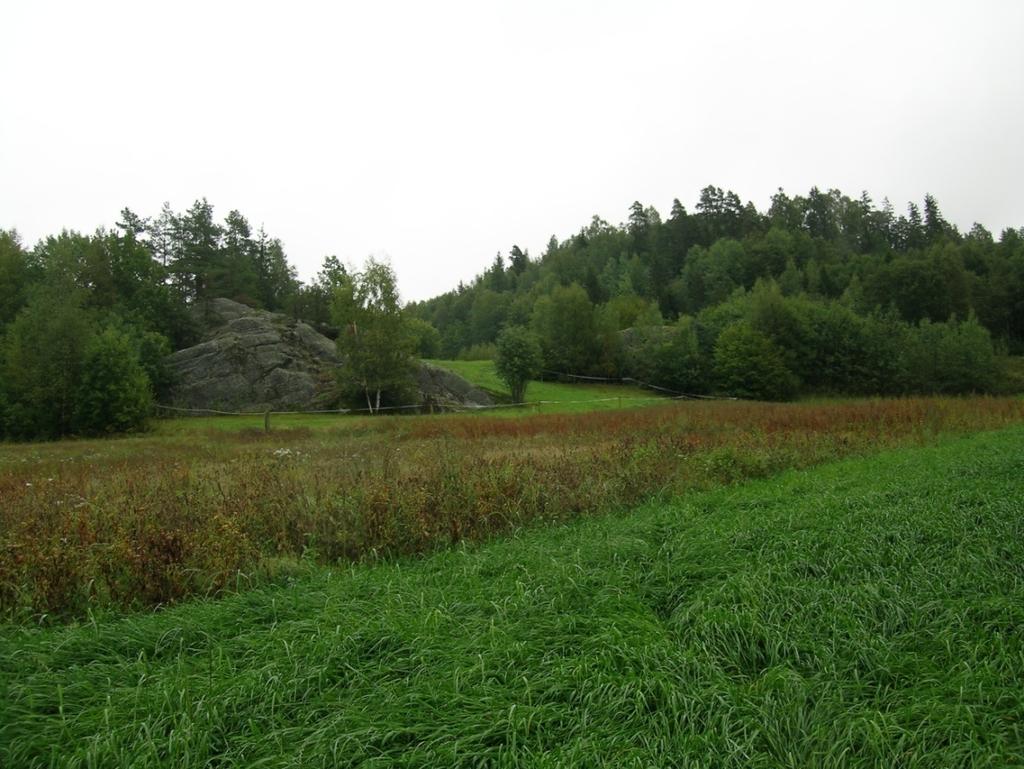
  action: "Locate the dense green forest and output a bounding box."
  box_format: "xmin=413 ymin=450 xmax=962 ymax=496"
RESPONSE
xmin=0 ymin=201 xmax=302 ymax=440
xmin=1 ymin=187 xmax=1022 ymax=439
xmin=409 ymin=187 xmax=1023 ymax=398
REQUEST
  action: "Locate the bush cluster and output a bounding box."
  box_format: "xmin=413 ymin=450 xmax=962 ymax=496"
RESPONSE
xmin=623 ymin=281 xmax=1005 ymax=400
xmin=0 ymin=285 xmax=163 ymax=440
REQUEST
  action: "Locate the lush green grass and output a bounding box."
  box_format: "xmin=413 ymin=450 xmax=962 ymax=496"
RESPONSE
xmin=425 ymin=359 xmax=663 ymax=412
xmin=3 ymin=427 xmax=1023 ymax=767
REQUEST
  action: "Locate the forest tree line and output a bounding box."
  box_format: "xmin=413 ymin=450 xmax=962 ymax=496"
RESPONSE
xmin=1 ymin=187 xmax=1022 ymax=439
xmin=0 ymin=200 xmax=304 ymax=439
xmin=408 ymin=187 xmax=1023 ymax=399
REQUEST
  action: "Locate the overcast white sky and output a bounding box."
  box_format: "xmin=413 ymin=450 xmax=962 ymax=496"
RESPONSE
xmin=2 ymin=1 xmax=1022 ymax=301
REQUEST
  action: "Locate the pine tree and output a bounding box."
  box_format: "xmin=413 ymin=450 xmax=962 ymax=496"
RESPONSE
xmin=173 ymin=199 xmax=222 ymax=300
xmin=923 ymin=194 xmax=954 ymax=243
xmin=509 ymin=245 xmax=529 ymax=275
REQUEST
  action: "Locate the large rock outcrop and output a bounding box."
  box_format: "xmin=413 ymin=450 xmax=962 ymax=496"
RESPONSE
xmin=165 ymin=299 xmax=339 ymax=412
xmin=165 ymin=298 xmax=493 ymax=413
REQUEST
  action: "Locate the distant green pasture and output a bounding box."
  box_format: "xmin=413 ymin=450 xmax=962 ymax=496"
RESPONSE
xmin=425 ymin=358 xmax=664 ymax=413
xmin=152 ymin=361 xmax=665 ymax=435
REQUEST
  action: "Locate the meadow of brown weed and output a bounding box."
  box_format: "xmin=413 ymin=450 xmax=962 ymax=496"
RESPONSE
xmin=2 ymin=396 xmax=1022 ymax=618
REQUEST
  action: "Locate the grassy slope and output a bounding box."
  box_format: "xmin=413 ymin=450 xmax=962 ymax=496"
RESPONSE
xmin=425 ymin=359 xmax=663 ymax=412
xmin=3 ymin=427 xmax=1023 ymax=767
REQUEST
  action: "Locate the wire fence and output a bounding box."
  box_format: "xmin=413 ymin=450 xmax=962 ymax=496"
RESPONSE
xmin=540 ymin=369 xmax=726 ymax=400
xmin=155 ymin=395 xmax=672 ymax=419
xmin=155 ymin=370 xmax=734 ymax=420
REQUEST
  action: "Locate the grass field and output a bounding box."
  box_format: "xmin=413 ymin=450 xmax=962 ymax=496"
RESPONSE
xmin=2 ymin=426 xmax=1023 ymax=767
xmin=4 ymin=397 xmax=1023 ymax=618
xmin=3 ymin=396 xmax=1024 ymax=619
xmin=425 ymin=359 xmax=662 ymax=412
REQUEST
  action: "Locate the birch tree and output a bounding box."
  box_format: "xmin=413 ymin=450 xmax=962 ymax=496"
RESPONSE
xmin=331 ymin=257 xmax=415 ymax=413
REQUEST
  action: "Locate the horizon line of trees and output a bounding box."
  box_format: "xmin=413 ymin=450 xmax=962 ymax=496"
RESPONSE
xmin=2 ymin=187 xmax=1022 ymax=440
xmin=408 ymin=186 xmax=1023 ymax=399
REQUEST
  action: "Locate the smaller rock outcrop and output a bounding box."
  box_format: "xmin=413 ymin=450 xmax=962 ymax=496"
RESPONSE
xmin=417 ymin=362 xmax=495 ymax=412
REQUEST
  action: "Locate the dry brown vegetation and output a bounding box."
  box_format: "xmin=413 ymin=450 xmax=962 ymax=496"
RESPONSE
xmin=2 ymin=396 xmax=1023 ymax=618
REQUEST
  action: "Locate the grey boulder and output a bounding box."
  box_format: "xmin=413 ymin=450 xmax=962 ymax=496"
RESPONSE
xmin=165 ymin=298 xmax=339 ymax=412
xmin=164 ymin=298 xmax=493 ymax=413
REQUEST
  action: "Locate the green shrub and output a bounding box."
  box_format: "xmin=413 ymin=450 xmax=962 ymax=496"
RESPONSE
xmin=714 ymin=321 xmax=799 ymax=401
xmin=627 ymin=316 xmax=710 ymax=394
xmin=132 ymin=328 xmax=173 ymax=399
xmin=72 ymin=326 xmax=152 ymax=435
xmin=407 ymin=317 xmax=442 ymax=358
xmin=0 ymin=284 xmax=93 ymax=440
xmin=495 ymin=326 xmax=543 ymax=403
xmin=899 ymin=316 xmax=1002 ymax=394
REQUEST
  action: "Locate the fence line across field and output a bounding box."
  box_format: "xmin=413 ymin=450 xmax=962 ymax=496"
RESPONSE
xmin=540 ymin=369 xmax=725 ymax=400
xmin=155 ymin=394 xmax=676 ymax=419
xmin=154 ymin=369 xmax=735 ymax=422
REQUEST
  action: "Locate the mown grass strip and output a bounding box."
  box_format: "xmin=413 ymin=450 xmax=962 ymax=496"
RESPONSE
xmin=2 ymin=426 xmax=1023 ymax=767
